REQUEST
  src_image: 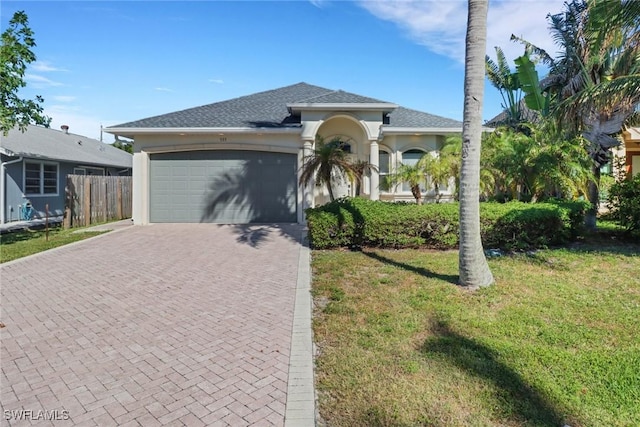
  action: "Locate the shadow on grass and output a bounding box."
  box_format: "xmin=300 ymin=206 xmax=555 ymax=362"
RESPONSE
xmin=421 ymin=320 xmax=569 ymax=426
xmin=567 ymin=231 xmax=640 ymax=257
xmin=0 ymin=228 xmax=59 ymax=245
xmin=360 ymin=250 xmax=459 ymax=285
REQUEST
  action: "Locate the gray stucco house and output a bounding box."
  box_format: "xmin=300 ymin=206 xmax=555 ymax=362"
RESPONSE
xmin=1 ymin=125 xmax=132 ymax=223
xmin=105 ymin=82 xmax=462 ymax=225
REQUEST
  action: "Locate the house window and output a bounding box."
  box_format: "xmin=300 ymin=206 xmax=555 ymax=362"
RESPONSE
xmin=401 ymin=149 xmax=426 ymax=192
xmin=24 ymin=161 xmax=58 ymax=195
xmin=379 ymin=150 xmax=390 ymax=192
xmin=74 ymin=166 xmax=105 ymax=176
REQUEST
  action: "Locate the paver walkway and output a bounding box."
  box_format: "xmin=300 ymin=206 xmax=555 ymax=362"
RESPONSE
xmin=1 ymin=224 xmax=312 ymax=426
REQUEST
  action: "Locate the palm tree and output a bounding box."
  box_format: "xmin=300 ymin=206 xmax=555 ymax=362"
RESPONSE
xmin=299 ymin=136 xmax=358 ymax=203
xmin=458 ymin=0 xmax=494 ymax=289
xmin=386 ymin=162 xmax=427 ymax=204
xmin=442 ymin=134 xmax=496 ymax=200
xmin=485 ymin=46 xmax=524 ymax=127
xmin=513 ymin=0 xmax=640 ymax=228
xmin=420 ymin=153 xmax=455 ymax=203
xmin=350 ymin=159 xmax=378 ymax=197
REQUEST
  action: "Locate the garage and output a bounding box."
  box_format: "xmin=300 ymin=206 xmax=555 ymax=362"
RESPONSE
xmin=149 ymin=150 xmax=297 ymax=223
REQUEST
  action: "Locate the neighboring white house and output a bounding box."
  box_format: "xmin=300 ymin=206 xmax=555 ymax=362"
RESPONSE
xmin=105 ymin=82 xmax=463 ymax=225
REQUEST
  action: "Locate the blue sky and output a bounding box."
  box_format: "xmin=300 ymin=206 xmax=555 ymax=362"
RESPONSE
xmin=2 ymin=0 xmax=564 ymax=141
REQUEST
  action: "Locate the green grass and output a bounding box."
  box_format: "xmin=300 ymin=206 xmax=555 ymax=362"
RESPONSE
xmin=0 ymin=226 xmax=106 ymax=263
xmin=312 ymin=238 xmax=640 ymax=426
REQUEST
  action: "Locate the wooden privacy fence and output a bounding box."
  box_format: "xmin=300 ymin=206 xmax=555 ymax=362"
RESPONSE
xmin=64 ymin=175 xmax=132 ymax=228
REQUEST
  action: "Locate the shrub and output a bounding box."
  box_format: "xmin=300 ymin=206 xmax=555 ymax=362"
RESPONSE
xmin=305 ymin=198 xmax=587 ymax=250
xmin=607 ymin=174 xmax=640 ymax=233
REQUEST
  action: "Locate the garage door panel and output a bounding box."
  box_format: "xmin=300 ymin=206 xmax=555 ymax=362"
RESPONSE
xmin=150 ymin=150 xmax=296 ymax=223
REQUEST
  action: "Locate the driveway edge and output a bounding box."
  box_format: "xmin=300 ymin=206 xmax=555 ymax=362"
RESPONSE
xmin=284 ymin=229 xmax=316 ymax=427
xmin=1 ymin=223 xmax=132 ymax=267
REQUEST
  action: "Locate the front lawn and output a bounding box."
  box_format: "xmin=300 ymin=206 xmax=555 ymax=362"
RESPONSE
xmin=312 ymin=240 xmax=640 ymax=426
xmin=0 ymin=227 xmax=106 ymax=263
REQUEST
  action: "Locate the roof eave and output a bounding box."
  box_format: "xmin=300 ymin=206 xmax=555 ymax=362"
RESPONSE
xmin=0 ymin=147 xmax=19 ymax=157
xmin=104 ymin=126 xmax=303 ymax=138
xmin=2 ymin=151 xmax=131 ymax=168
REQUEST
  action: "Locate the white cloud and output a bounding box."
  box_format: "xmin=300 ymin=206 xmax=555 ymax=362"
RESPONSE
xmin=154 ymin=87 xmax=174 ymax=92
xmin=25 ymin=74 xmax=63 ymax=88
xmin=31 ymin=61 xmax=68 ymax=73
xmin=51 ymin=95 xmax=76 ymax=103
xmin=358 ymin=0 xmax=563 ymax=64
xmin=208 ymin=79 xmax=224 ymax=84
xmin=309 ymin=0 xmax=329 ymax=8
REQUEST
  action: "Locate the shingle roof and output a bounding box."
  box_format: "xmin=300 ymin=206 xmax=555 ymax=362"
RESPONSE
xmin=485 ymin=101 xmax=541 ymax=127
xmin=109 ymin=82 xmax=461 ymax=130
xmin=1 ymin=125 xmax=132 ymax=168
xmin=387 ymin=107 xmax=462 ymax=128
xmin=295 ymin=89 xmax=389 ymax=104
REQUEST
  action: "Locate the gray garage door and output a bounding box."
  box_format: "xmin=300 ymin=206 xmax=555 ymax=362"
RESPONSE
xmin=149 ymin=150 xmax=297 ymax=223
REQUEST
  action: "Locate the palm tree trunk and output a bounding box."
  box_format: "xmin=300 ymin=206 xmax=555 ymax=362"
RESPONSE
xmin=585 ymin=164 xmax=600 ymax=229
xmin=327 ymin=182 xmax=335 ymax=202
xmin=459 ymin=0 xmax=494 ymax=289
xmin=412 ymin=185 xmax=422 ymax=205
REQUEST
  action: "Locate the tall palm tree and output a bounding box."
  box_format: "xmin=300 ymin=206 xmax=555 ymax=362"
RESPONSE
xmin=513 ymin=0 xmax=640 ymax=227
xmin=458 ymin=0 xmax=494 ymax=289
xmin=299 ymin=136 xmax=358 ymax=203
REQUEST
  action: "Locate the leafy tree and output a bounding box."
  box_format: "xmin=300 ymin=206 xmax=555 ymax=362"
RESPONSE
xmin=483 ymin=124 xmax=593 ymax=202
xmin=0 ymin=11 xmax=50 ymax=135
xmin=607 ymin=173 xmax=640 ymax=233
xmin=485 ymin=46 xmax=524 ymax=126
xmin=112 ymin=138 xmax=133 ymax=154
xmin=512 ymin=0 xmax=640 ymax=228
xmin=459 ymin=0 xmax=494 ymax=289
xmin=299 ymin=136 xmax=358 ymax=203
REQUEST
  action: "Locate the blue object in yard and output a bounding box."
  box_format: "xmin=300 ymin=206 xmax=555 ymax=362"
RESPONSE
xmin=20 ymin=201 xmax=34 ymax=221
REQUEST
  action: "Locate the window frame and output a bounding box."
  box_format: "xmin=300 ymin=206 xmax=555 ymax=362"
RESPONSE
xmin=378 ymin=148 xmax=392 ymax=193
xmin=23 ymin=161 xmax=59 ymax=196
xmin=400 ymin=148 xmax=427 ymax=193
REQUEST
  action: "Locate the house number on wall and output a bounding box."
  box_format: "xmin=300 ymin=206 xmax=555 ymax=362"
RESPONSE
xmin=219 ymin=136 xmax=227 ymax=142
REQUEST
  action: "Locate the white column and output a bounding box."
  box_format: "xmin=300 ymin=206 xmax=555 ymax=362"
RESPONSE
xmin=369 ymin=140 xmax=380 ymax=201
xmin=298 ymin=139 xmax=315 ymax=223
xmin=132 ymin=151 xmax=149 ymax=225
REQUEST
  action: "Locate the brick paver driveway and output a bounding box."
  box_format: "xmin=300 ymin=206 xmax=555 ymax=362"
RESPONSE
xmin=1 ymin=224 xmax=306 ymax=426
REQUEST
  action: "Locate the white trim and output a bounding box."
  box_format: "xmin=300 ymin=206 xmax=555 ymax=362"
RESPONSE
xmin=1 ymin=156 xmax=23 ymax=224
xmin=381 ymin=127 xmax=463 ymax=135
xmin=141 ymin=143 xmax=299 ymax=155
xmin=378 ymin=147 xmax=392 ymax=193
xmin=23 ymin=160 xmax=59 ymax=197
xmin=104 ymin=127 xmax=302 ymax=138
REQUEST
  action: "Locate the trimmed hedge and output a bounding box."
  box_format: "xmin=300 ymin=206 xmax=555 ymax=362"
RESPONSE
xmin=305 ymin=197 xmax=588 ymax=250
